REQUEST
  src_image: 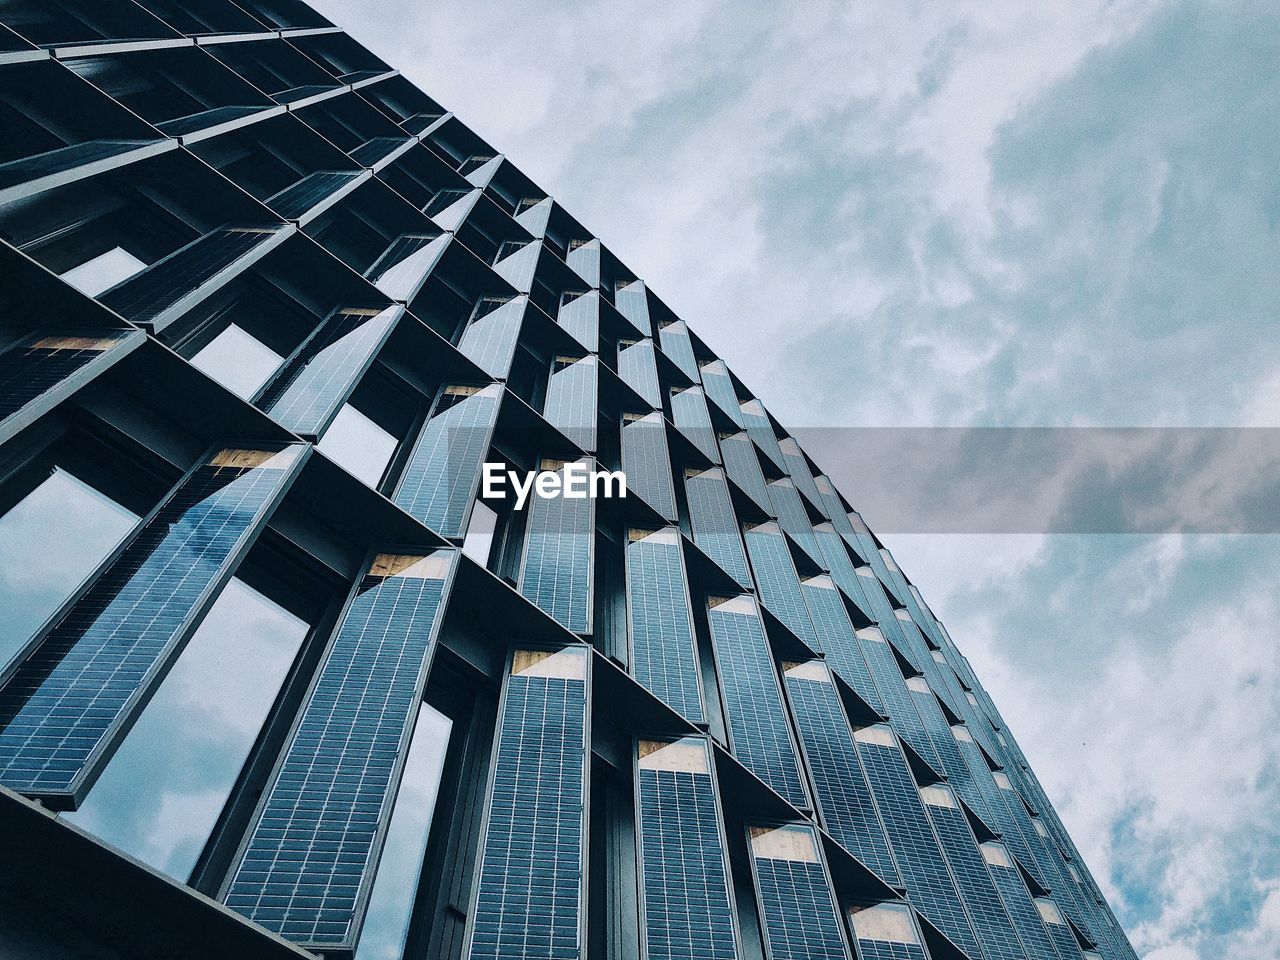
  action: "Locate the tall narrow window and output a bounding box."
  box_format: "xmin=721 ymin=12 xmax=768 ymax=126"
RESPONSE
xmin=356 ymin=704 xmax=452 ymax=960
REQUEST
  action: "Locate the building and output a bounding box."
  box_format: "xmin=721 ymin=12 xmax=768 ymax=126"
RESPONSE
xmin=0 ymin=2 xmax=1138 ymax=959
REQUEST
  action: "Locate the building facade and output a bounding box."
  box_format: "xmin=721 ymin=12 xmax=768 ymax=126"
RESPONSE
xmin=0 ymin=3 xmax=1138 ymax=960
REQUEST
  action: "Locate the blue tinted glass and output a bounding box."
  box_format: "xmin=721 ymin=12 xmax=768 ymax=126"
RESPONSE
xmin=100 ymin=226 xmax=288 ymax=327
xmin=921 ymin=791 xmax=1026 ymax=960
xmin=357 ymin=705 xmax=452 ymax=960
xmin=543 ymin=355 xmax=597 ymax=452
xmin=621 ymin=414 xmax=677 ymax=521
xmin=748 ymin=824 xmax=850 ymax=960
xmin=467 ymin=648 xmax=588 ymax=960
xmin=657 ymin=321 xmax=698 ymax=381
xmin=683 ymin=468 xmax=752 ymax=588
xmin=0 ymin=445 xmax=305 ymax=801
xmin=782 ymin=663 xmax=898 ymax=884
xmin=767 ymin=479 xmax=822 ymax=565
xmin=366 ymin=234 xmax=449 ymax=302
xmin=616 ymin=339 xmax=660 ymax=408
xmin=854 ymin=728 xmax=982 ymax=959
xmin=706 ymin=597 xmax=808 ymax=809
xmin=394 ymin=385 xmax=501 ymax=537
xmin=626 ymin=530 xmax=703 ymax=725
xmin=458 ymin=299 xmax=525 ymax=380
xmin=263 ymin=306 xmax=399 ymax=435
xmin=983 ymin=846 xmax=1065 ymax=960
xmin=719 ymin=431 xmax=770 ymax=510
xmin=699 ymin=361 xmax=743 ymax=427
xmin=743 ymin=524 xmax=819 ymax=649
xmin=636 ymin=738 xmax=739 ymax=960
xmin=556 ymin=291 xmax=599 ymax=352
xmin=798 ymin=577 xmax=883 ymax=714
xmin=223 ymin=550 xmax=456 ymax=948
xmin=267 ymin=170 xmax=362 ymax=220
xmin=670 ymin=386 xmax=719 ymax=463
xmin=65 ymin=578 xmax=307 ymax=880
xmin=518 ymin=464 xmax=594 ymax=633
xmin=614 ymin=282 xmax=651 ymax=336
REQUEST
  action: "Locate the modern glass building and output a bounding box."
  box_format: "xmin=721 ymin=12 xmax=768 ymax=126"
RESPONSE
xmin=0 ymin=3 xmax=1137 ymax=960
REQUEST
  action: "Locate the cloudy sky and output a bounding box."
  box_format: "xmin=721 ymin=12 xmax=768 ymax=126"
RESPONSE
xmin=310 ymin=1 xmax=1280 ymax=957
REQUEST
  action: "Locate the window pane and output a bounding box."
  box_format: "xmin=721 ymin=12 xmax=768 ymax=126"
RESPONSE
xmin=0 ymin=467 xmax=136 ymax=671
xmin=59 ymin=247 xmax=146 ymax=297
xmin=462 ymin=500 xmax=497 ymax=566
xmin=190 ymin=324 xmax=283 ymax=400
xmin=355 ymin=704 xmax=452 ymax=960
xmin=64 ymin=578 xmax=308 ymax=880
xmin=316 ymin=404 xmax=396 ymax=487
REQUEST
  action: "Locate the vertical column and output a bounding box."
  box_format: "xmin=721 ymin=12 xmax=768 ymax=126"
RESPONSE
xmin=626 ymin=529 xmax=705 ymax=725
xmin=635 ymin=737 xmax=740 ymax=960
xmin=781 ymin=661 xmax=898 ymax=884
xmin=705 ymin=596 xmax=808 ymax=809
xmin=465 ymin=645 xmax=590 ymax=960
xmin=519 ymin=458 xmax=596 ymax=633
xmin=0 ymin=443 xmax=307 ymax=805
xmin=223 ymin=549 xmax=457 ymax=951
xmin=747 ymin=822 xmax=852 ymax=960
xmin=394 ymin=383 xmax=502 ymax=538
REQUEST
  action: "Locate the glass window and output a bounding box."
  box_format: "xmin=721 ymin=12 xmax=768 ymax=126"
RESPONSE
xmin=1035 ymin=898 xmax=1065 ymax=925
xmin=356 ymin=704 xmax=452 ymax=960
xmin=1067 ymin=864 xmax=1082 ymax=882
xmin=919 ymin=784 xmax=957 ymax=808
xmin=981 ymin=842 xmax=1013 ymax=867
xmin=1032 ymin=818 xmax=1050 ymax=838
xmin=65 ymin=578 xmax=309 ymax=880
xmin=951 ymin=724 xmax=973 ymax=742
xmin=849 ymin=901 xmax=919 ymax=943
xmin=190 ymin=324 xmax=284 ymax=399
xmin=59 ymin=247 xmax=147 ymax=297
xmin=905 ymin=676 xmax=931 ymax=693
xmin=462 ymin=500 xmax=497 ymax=566
xmin=316 ymin=403 xmax=397 ymax=487
xmin=993 ymin=770 xmax=1014 ymax=790
xmin=0 ymin=467 xmax=137 ymax=672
